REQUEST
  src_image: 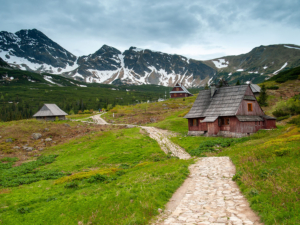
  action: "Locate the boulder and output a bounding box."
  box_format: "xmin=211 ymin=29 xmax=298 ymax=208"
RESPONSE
xmin=24 ymin=147 xmax=33 ymax=151
xmin=150 ymin=118 xmax=156 ymax=123
xmin=44 ymin=128 xmax=50 ymax=132
xmin=5 ymin=138 xmax=13 ymax=143
xmin=45 ymin=138 xmax=52 ymax=142
xmin=64 ymin=123 xmax=70 ymax=127
xmin=38 ymin=147 xmax=44 ymax=151
xmin=32 ymin=133 xmax=42 ymax=140
xmin=13 ymin=146 xmax=20 ymax=149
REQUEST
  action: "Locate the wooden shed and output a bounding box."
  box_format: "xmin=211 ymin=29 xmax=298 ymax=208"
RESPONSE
xmin=33 ymin=104 xmax=68 ymax=121
xmin=184 ymin=85 xmax=276 ymax=137
xmin=170 ymin=83 xmax=193 ymax=98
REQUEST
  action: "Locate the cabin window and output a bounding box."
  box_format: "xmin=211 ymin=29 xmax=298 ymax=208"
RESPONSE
xmin=174 ymin=93 xmax=177 ymax=97
xmin=248 ymin=103 xmax=253 ymax=112
xmin=193 ymin=119 xmax=198 ymax=127
xmin=220 ymin=117 xmax=230 ymax=125
xmin=176 ymin=87 xmax=179 ymax=91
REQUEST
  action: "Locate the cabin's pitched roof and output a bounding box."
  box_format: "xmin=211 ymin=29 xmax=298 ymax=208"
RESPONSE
xmin=250 ymin=84 xmax=261 ymax=93
xmin=33 ymin=104 xmax=68 ymax=117
xmin=170 ymin=83 xmax=193 ymax=95
xmin=184 ymin=85 xmax=248 ymax=119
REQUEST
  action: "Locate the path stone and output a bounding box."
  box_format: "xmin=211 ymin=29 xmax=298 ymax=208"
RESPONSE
xmin=154 ymin=157 xmax=263 ymax=225
xmin=141 ymin=126 xmax=191 ymax=159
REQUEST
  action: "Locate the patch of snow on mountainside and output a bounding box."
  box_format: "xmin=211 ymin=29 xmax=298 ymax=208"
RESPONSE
xmin=263 ymin=66 xmax=268 ymax=69
xmin=87 ymin=69 xmax=119 ymax=83
xmin=0 ymin=49 xmax=78 ymax=74
xmin=73 ymin=73 xmax=84 ymax=79
xmin=273 ymin=62 xmax=288 ymax=75
xmin=44 ymin=76 xmax=56 ymax=84
xmin=284 ymin=45 xmax=300 ymax=50
xmin=212 ymin=59 xmax=229 ymax=68
xmin=236 ymin=69 xmax=244 ymax=72
xmin=228 ymin=73 xmax=232 ymax=76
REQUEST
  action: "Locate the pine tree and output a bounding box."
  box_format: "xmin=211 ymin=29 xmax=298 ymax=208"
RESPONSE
xmin=258 ymin=84 xmax=268 ymax=106
xmin=236 ymin=80 xmax=240 ymax=85
xmin=205 ymin=83 xmax=209 ymax=90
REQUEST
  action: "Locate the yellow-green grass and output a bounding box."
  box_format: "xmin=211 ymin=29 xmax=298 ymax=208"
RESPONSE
xmin=66 ymin=114 xmax=92 ymax=120
xmin=103 ymin=95 xmax=197 ymax=125
xmin=0 ymin=127 xmax=193 ymax=225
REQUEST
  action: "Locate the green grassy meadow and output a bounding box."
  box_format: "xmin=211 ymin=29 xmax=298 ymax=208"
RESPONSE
xmin=0 ymin=124 xmax=193 ymax=225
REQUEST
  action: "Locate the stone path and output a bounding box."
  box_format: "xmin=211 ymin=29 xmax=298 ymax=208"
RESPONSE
xmin=141 ymin=126 xmax=191 ymax=160
xmin=90 ymin=113 xmax=108 ymax=124
xmin=154 ymin=157 xmax=262 ymax=225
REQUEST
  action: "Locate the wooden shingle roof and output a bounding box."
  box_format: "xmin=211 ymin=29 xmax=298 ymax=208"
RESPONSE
xmin=184 ymin=85 xmax=248 ymax=119
xmin=33 ymin=104 xmax=68 ymax=117
xmin=170 ymin=83 xmax=193 ymax=95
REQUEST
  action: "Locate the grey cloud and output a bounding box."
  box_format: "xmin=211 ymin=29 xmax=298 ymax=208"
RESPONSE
xmin=0 ymin=0 xmax=299 ymax=59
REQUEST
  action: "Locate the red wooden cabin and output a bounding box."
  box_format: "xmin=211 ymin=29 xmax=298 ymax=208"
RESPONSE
xmin=170 ymin=83 xmax=193 ymax=98
xmin=184 ymin=85 xmax=276 ymax=137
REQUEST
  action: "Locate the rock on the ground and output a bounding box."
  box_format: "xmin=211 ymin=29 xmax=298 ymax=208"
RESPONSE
xmin=24 ymin=147 xmax=33 ymax=151
xmin=64 ymin=123 xmax=70 ymax=127
xmin=38 ymin=147 xmax=44 ymax=151
xmin=45 ymin=138 xmax=52 ymax=142
xmin=150 ymin=118 xmax=157 ymax=123
xmin=13 ymin=146 xmax=20 ymax=149
xmin=44 ymin=128 xmax=50 ymax=132
xmin=5 ymin=138 xmax=13 ymax=143
xmin=32 ymin=133 xmax=42 ymax=140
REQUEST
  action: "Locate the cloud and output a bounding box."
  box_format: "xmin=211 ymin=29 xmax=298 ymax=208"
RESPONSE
xmin=1 ymin=0 xmax=300 ymax=59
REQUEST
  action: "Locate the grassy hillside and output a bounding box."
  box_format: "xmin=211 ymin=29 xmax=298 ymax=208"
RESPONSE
xmin=0 ymin=119 xmax=193 ymax=224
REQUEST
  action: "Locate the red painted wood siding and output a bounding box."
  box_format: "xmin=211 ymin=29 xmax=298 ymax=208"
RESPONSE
xmin=170 ymin=93 xmax=188 ymax=98
xmin=207 ymin=120 xmax=219 ymax=135
xmin=188 ymin=118 xmax=206 ymax=131
xmin=236 ymin=86 xmax=264 ymax=116
xmin=265 ymin=119 xmax=276 ymax=129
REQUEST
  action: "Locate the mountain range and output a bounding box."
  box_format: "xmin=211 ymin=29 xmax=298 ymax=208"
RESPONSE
xmin=1 ymin=29 xmax=300 ymax=87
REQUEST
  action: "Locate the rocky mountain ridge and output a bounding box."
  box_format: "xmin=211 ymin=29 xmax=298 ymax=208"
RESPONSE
xmin=1 ymin=29 xmax=300 ymax=87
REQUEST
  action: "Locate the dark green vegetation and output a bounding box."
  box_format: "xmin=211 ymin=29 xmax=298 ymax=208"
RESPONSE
xmin=272 ymin=94 xmax=300 ymax=118
xmin=268 ymin=66 xmax=300 ymax=83
xmin=0 ymin=68 xmax=198 ymax=122
xmin=257 ymin=84 xmax=268 ymax=106
xmin=217 ymin=71 xmax=267 ymax=85
xmin=0 ymin=155 xmax=65 ymax=187
xmin=0 ymin=121 xmax=193 ymax=225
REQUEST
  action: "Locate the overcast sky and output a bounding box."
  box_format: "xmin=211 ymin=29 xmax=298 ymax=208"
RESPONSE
xmin=1 ymin=0 xmax=300 ymax=60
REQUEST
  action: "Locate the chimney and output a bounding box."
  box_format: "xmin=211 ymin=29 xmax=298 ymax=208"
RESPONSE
xmin=210 ymin=85 xmax=216 ymax=98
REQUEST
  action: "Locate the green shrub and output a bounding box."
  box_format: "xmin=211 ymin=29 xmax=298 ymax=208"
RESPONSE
xmin=87 ymin=174 xmax=107 ymax=183
xmin=266 ymin=85 xmax=279 ymax=90
xmin=232 ymin=171 xmax=242 ymax=181
xmin=275 ymin=148 xmax=290 ymax=156
xmin=64 ymin=181 xmax=78 ymax=188
xmin=16 ymin=207 xmax=30 ymax=214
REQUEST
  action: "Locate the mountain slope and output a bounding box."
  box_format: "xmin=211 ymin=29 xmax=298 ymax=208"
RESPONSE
xmin=65 ymin=46 xmax=215 ymax=87
xmin=0 ymin=29 xmax=77 ymax=73
xmin=1 ymin=29 xmax=300 ymax=87
xmin=205 ymin=44 xmax=300 ymax=84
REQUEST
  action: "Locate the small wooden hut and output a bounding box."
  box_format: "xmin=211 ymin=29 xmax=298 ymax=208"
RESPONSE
xmin=184 ymin=85 xmax=276 ymax=137
xmin=33 ymin=104 xmax=68 ymax=121
xmin=170 ymin=83 xmax=193 ymax=98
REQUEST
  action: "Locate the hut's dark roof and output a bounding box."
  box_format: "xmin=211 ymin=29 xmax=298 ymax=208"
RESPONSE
xmin=33 ymin=104 xmax=68 ymax=117
xmin=184 ymin=85 xmax=248 ymax=119
xmin=170 ymin=83 xmax=192 ymax=95
xmin=250 ymin=84 xmax=261 ymax=93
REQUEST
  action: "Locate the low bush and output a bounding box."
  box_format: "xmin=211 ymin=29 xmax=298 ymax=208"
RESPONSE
xmin=0 ymin=155 xmax=64 ymax=187
xmin=189 ymin=137 xmax=249 ymax=156
xmin=266 ymin=85 xmax=279 ymax=90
